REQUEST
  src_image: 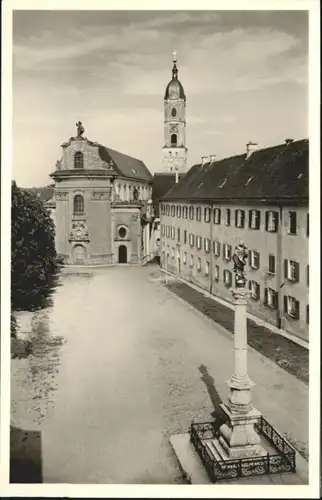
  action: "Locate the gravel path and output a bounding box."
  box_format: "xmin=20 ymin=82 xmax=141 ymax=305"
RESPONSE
xmin=11 ymin=265 xmax=308 ymax=483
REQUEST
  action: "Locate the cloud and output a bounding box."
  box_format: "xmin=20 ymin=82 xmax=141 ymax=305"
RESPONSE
xmin=12 ymin=10 xmax=308 ymax=187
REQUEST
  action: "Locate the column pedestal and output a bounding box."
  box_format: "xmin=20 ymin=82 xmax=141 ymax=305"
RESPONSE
xmin=212 ymin=287 xmax=265 ymax=460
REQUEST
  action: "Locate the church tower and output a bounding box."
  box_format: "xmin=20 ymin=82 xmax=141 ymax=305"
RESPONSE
xmin=162 ymin=52 xmax=187 ymax=175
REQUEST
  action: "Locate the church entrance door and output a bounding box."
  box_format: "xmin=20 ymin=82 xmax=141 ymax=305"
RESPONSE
xmin=74 ymin=245 xmax=85 ymax=264
xmin=118 ymin=245 xmax=127 ymax=264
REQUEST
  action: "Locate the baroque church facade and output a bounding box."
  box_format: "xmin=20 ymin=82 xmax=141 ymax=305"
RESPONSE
xmin=49 ymin=122 xmax=154 ymax=266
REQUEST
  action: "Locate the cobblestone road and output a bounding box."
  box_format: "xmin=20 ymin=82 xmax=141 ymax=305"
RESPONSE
xmin=11 ymin=264 xmax=308 ymax=483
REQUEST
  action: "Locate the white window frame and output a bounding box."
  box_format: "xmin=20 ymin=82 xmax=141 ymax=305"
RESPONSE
xmin=183 ymin=252 xmax=187 ymax=265
xmin=250 ymin=210 xmax=260 ymax=229
xmin=205 ymin=261 xmax=210 ymax=276
xmin=267 ymin=288 xmax=276 ymax=308
xmin=214 ymin=208 xmax=221 ymax=225
xmin=236 ymin=209 xmax=245 ymax=228
xmin=214 ymin=265 xmax=219 ymax=281
xmin=223 ymin=269 xmax=232 ymax=287
xmin=196 ymin=207 xmax=201 ymax=221
xmin=196 ymin=236 xmax=202 ymax=250
xmin=205 ymin=238 xmax=210 ymax=253
xmin=204 ymin=207 xmax=211 ymax=223
xmin=250 ymin=281 xmax=259 ymax=300
xmin=225 ymin=208 xmax=231 ymax=226
xmin=287 ymin=295 xmax=297 ymax=317
xmin=267 ymin=211 xmax=277 ymax=232
xmin=214 ymin=241 xmax=220 ymax=257
xmin=189 ymin=233 xmax=194 ymax=247
xmin=190 ymin=254 xmax=194 ymax=268
xmin=268 ymin=254 xmax=276 ymax=275
xmin=224 ymin=244 xmax=232 ymax=261
xmin=288 ymin=211 xmax=297 ymax=235
xmin=197 ymin=257 xmax=201 ymax=272
xmin=250 ymin=250 xmax=259 ymax=269
xmin=287 ymin=260 xmax=297 ymax=281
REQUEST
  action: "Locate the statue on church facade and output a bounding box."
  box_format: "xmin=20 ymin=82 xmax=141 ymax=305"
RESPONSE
xmin=76 ymin=121 xmax=85 ymax=137
xmin=232 ymin=241 xmax=248 ymax=288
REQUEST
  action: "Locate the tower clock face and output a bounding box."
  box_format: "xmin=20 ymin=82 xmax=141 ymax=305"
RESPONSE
xmin=171 ymin=107 xmax=177 ymax=117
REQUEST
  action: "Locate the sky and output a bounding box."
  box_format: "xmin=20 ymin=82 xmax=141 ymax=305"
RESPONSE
xmin=12 ymin=9 xmax=308 ymax=187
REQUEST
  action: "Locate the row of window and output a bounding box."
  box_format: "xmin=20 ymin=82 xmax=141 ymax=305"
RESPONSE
xmin=161 ymin=205 xmax=309 ymax=236
xmin=161 ymin=226 xmax=307 ymax=284
xmin=162 ymin=251 xmax=308 ymax=323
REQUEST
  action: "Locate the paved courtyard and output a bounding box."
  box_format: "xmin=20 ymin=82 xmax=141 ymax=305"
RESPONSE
xmin=11 ymin=264 xmax=308 ymax=484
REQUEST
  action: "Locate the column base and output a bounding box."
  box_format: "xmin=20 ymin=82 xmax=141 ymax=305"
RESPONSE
xmin=213 ymin=403 xmax=265 ymax=460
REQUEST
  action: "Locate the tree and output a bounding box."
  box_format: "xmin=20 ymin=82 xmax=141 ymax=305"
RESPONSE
xmin=11 ymin=181 xmax=61 ymax=317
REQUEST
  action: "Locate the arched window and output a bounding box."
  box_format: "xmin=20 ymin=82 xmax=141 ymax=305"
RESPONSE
xmin=74 ymin=151 xmax=84 ymax=169
xmin=172 ymin=108 xmax=177 ymax=117
xmin=73 ymin=194 xmax=84 ymax=214
xmin=171 ymin=134 xmax=177 ymax=146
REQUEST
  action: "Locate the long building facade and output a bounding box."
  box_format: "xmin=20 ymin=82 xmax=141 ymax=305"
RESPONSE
xmin=160 ymin=139 xmax=309 ymax=341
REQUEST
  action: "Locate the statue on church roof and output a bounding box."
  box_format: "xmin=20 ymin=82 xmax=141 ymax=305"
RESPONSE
xmin=76 ymin=121 xmax=85 ymax=137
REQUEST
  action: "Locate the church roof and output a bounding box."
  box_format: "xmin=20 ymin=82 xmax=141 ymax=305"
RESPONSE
xmin=162 ymin=139 xmax=309 ymax=206
xmin=152 ymin=172 xmax=186 ymax=216
xmin=98 ymin=145 xmax=153 ymax=183
xmin=23 ymin=185 xmax=55 ymax=203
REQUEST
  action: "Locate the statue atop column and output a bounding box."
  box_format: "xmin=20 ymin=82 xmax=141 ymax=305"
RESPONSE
xmin=76 ymin=121 xmax=85 ymax=137
xmin=232 ymin=241 xmax=248 ymax=288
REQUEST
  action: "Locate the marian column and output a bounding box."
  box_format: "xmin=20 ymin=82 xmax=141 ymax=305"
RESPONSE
xmin=214 ymin=242 xmax=265 ymax=459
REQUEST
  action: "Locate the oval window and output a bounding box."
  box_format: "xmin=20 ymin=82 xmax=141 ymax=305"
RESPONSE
xmin=118 ymin=227 xmax=127 ymax=238
xmin=171 ymin=108 xmax=177 ymax=117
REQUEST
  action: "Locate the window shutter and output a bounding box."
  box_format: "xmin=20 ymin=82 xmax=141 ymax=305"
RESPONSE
xmin=295 ymin=262 xmax=300 ymax=283
xmin=273 ymin=211 xmax=279 ymax=232
xmin=249 ymin=252 xmax=252 ymax=266
xmin=255 ymin=251 xmax=260 ymax=269
xmin=273 ymin=291 xmax=278 ymax=309
xmin=264 ymin=287 xmax=268 ymax=305
xmin=284 ymin=259 xmax=288 ymax=279
xmin=256 ymin=211 xmax=261 ymax=229
xmin=241 ymin=211 xmax=245 ymax=228
xmin=265 ymin=211 xmax=269 ymax=231
xmin=218 ymin=242 xmax=221 ymax=257
xmin=283 ymin=295 xmax=288 ymax=313
xmin=248 ymin=280 xmax=252 ymax=290
xmin=235 ymin=210 xmax=238 ymax=227
xmin=256 ymin=283 xmax=260 ymax=300
xmin=223 ymin=244 xmax=226 ymax=259
xmin=295 ymin=300 xmax=300 ymax=320
xmin=248 ymin=210 xmax=252 ymax=228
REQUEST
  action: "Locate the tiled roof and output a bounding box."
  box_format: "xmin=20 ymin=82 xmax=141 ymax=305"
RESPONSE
xmin=98 ymin=146 xmax=153 ymax=183
xmin=162 ymin=139 xmax=308 ymax=205
xmin=152 ymin=172 xmax=186 ymax=216
xmin=24 ymin=185 xmax=55 ymax=203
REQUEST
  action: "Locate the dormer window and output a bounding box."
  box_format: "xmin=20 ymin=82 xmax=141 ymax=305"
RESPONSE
xmin=219 ymin=178 xmax=227 ymax=188
xmin=171 ymin=134 xmax=177 ymax=146
xmin=131 ymin=168 xmax=137 ymax=174
xmin=245 ymin=176 xmax=254 ymax=186
xmin=74 ymin=151 xmax=84 ymax=169
xmin=171 ymin=108 xmax=177 ymax=117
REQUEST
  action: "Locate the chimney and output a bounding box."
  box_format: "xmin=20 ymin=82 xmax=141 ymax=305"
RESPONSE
xmin=209 ymin=154 xmax=216 ymax=163
xmin=201 ymin=156 xmax=208 ymax=166
xmin=246 ymin=141 xmax=258 ymax=158
xmin=285 ymin=138 xmax=294 ymax=145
